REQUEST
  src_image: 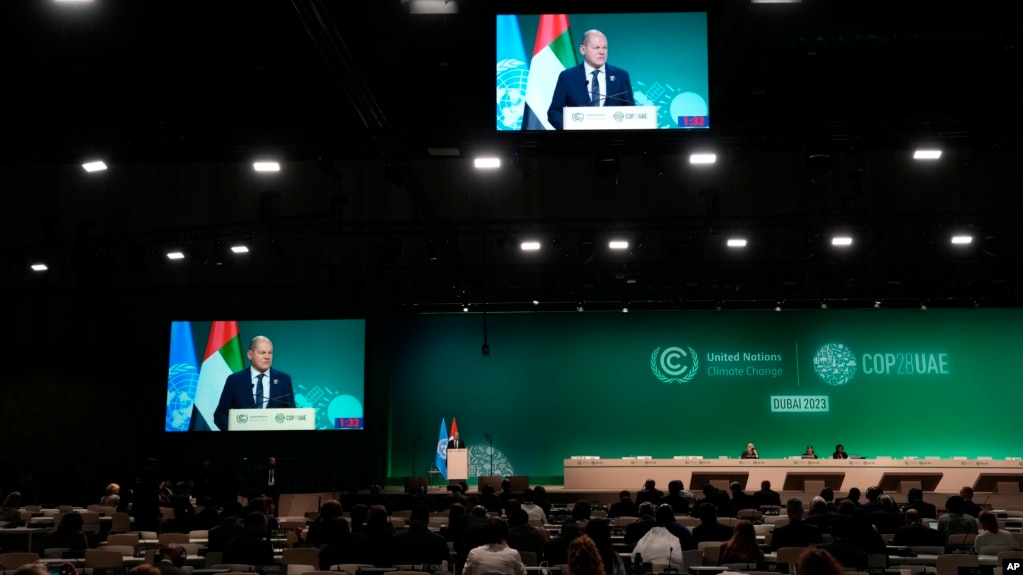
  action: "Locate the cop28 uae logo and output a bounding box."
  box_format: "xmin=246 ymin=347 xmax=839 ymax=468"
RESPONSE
xmin=650 ymin=346 xmax=699 ymax=384
xmin=813 ymin=343 xmax=857 ymax=386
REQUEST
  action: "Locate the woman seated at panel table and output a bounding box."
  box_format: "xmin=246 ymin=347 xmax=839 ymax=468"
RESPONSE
xmin=740 ymin=443 xmax=759 ymax=459
xmin=801 ymin=446 xmax=819 ymax=459
xmin=832 ymin=445 xmax=849 ymax=459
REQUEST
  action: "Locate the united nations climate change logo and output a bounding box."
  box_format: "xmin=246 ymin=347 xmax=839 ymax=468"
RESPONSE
xmin=813 ymin=343 xmax=857 ymax=386
xmin=650 ymin=346 xmax=699 ymax=384
xmin=571 ymin=112 xmax=584 ymax=122
xmin=235 ymin=413 xmax=248 ymax=424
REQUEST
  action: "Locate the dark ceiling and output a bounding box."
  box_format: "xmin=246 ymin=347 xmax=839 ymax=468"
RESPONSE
xmin=3 ymin=0 xmax=1023 ymax=310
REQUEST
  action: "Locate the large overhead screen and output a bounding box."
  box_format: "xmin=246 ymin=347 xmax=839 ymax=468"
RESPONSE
xmin=165 ymin=319 xmax=365 ymax=432
xmin=496 ymin=12 xmax=709 ymax=132
xmin=391 ymin=309 xmax=1022 ymax=478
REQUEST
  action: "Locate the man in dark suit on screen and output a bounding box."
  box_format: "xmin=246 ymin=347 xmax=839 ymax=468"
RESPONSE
xmin=548 ymin=29 xmax=635 ymax=130
xmin=214 ymin=335 xmax=295 ymax=431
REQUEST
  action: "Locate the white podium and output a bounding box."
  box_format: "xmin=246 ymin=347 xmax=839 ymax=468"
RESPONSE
xmin=447 ymin=448 xmax=469 ymax=481
xmin=562 ymin=105 xmax=658 ymax=130
xmin=227 ymin=407 xmax=316 ymax=431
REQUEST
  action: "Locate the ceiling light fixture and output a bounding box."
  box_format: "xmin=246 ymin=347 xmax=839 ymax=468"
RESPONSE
xmin=82 ymin=160 xmax=107 ymax=172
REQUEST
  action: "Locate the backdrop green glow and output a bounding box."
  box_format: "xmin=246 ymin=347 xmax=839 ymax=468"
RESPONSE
xmin=389 ymin=309 xmax=1023 ymax=479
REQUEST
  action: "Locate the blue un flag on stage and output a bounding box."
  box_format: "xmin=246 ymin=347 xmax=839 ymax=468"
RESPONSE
xmin=496 ymin=15 xmax=529 ymax=131
xmin=166 ymin=321 xmax=199 ymax=432
xmin=435 ymin=417 xmax=449 ymax=480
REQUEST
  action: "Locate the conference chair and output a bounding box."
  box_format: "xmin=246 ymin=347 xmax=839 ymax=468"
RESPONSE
xmin=101 ymin=545 xmax=136 ymax=557
xmin=908 ymin=546 xmax=945 ymax=556
xmin=737 ymin=509 xmax=763 ymax=523
xmin=328 ymin=563 xmax=375 ymax=574
xmin=159 ymin=532 xmax=190 ymax=544
xmin=678 ymin=516 xmax=700 ymax=528
xmin=58 ymin=505 xmax=75 ymax=513
xmin=681 ymin=550 xmax=704 ymax=572
xmin=697 ymin=542 xmax=721 ymax=565
xmin=519 ymin=551 xmax=538 ymax=567
xmin=936 ymin=554 xmax=978 ymax=575
xmin=0 ymin=553 xmax=41 ymax=570
xmin=212 ymin=565 xmax=261 ymax=572
xmin=84 ymin=550 xmax=126 ymax=568
xmin=106 ymin=533 xmax=140 ymax=547
xmin=776 ymin=547 xmax=808 ymax=571
xmin=282 ymin=547 xmax=322 ymax=568
xmin=41 ymin=548 xmax=71 ymax=559
xmin=188 ymin=529 xmax=209 ymax=540
xmin=204 ymin=551 xmax=224 ymax=569
xmin=771 ymin=518 xmax=790 ymax=529
xmin=109 ymin=512 xmax=132 ymax=533
xmin=616 ymin=516 xmax=639 ymax=528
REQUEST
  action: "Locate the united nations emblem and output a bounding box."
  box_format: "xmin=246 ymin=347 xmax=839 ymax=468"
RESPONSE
xmin=813 ymin=343 xmax=857 ymax=386
xmin=650 ymin=346 xmax=699 ymax=384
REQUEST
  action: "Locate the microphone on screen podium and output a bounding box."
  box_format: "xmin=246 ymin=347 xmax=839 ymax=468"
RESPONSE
xmin=581 ymin=82 xmax=635 ymax=106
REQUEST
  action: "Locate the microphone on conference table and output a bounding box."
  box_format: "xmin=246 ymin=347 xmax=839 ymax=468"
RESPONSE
xmin=666 ymin=546 xmax=674 ymax=573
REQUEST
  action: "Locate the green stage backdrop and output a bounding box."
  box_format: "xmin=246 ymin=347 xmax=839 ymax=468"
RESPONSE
xmin=389 ymin=309 xmax=1023 ymax=479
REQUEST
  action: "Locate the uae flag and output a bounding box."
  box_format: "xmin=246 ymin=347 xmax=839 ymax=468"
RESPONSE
xmin=189 ymin=321 xmax=245 ymax=431
xmin=522 ymin=14 xmax=576 ymax=130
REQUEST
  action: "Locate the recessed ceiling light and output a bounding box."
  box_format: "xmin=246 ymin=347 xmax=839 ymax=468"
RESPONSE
xmin=82 ymin=160 xmax=107 ymax=172
xmin=30 ymin=263 xmax=48 ymax=272
xmin=474 ymin=157 xmax=501 ymax=169
xmin=520 ymin=241 xmax=541 ymax=251
xmin=950 ymin=235 xmax=973 ymax=245
xmin=230 ymin=244 xmax=250 ymax=254
xmin=689 ymin=153 xmax=717 ymax=165
xmin=726 ymin=238 xmax=748 ymax=248
xmin=609 ymin=240 xmax=629 ymax=250
xmin=831 ymin=236 xmax=853 ymax=246
xmin=913 ymin=149 xmax=942 ymax=160
xmin=253 ymin=161 xmax=281 ymax=172
xmin=166 ymin=251 xmax=185 ymax=260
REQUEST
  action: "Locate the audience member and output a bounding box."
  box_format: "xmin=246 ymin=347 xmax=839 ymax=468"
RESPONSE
xmin=441 ymin=483 xmax=469 ymax=511
xmin=694 ymin=484 xmax=718 ymax=510
xmin=692 ymin=503 xmax=733 ymax=545
xmin=480 ymin=484 xmax=502 ymax=513
xmin=41 ymin=511 xmax=89 ymax=550
xmin=388 ymin=504 xmax=450 ymax=566
xmin=499 ymin=479 xmax=521 ymax=512
xmin=753 ymin=481 xmax=781 ymax=509
xmin=567 ymin=534 xmax=605 ymax=575
xmin=533 ymin=486 xmax=553 ymax=517
xmin=223 ymin=511 xmax=274 ymax=565
xmin=869 ymin=494 xmax=904 ymax=533
xmin=795 ymin=548 xmax=844 ymax=575
xmin=544 ymin=521 xmax=581 ymax=566
xmin=0 ymin=491 xmax=22 ymax=523
xmin=659 ymin=480 xmax=695 ymax=514
xmin=729 ymin=482 xmax=757 ymax=511
xmin=938 ymin=495 xmax=978 ymax=550
xmin=846 ymin=488 xmax=862 ymax=506
xmin=770 ymin=498 xmax=822 ymax=550
xmin=655 ymin=503 xmax=696 ymax=550
xmin=207 ymin=501 xmax=245 ymax=552
xmin=506 ymin=508 xmax=547 ymax=561
xmin=586 ymin=518 xmax=626 ymax=575
xmin=305 ymin=499 xmax=348 ymax=546
xmin=802 ymin=446 xmax=819 ymax=460
xmin=572 ymin=500 xmax=593 ymax=528
xmin=847 ymin=508 xmax=886 ymax=555
xmin=902 ymin=488 xmax=937 ymax=519
xmin=975 ymin=509 xmax=1015 ymax=554
xmin=718 ymin=520 xmax=765 ymax=565
xmin=804 ymin=496 xmax=836 ymax=535
xmin=521 ymin=489 xmax=548 ymax=524
xmin=635 ymin=479 xmax=664 ymax=507
xmin=318 ymin=517 xmax=380 ymax=569
xmin=714 ymin=490 xmax=736 ymax=518
xmin=892 ymin=509 xmax=943 ymax=548
xmin=861 ymin=487 xmax=883 ymax=514
xmin=456 ymin=505 xmax=490 ymax=565
xmin=100 ymin=483 xmax=121 ymax=507
xmin=820 ymin=515 xmax=867 ymax=569
xmin=364 ymin=504 xmax=395 ymax=558
xmin=154 ymin=544 xmax=187 ymax=575
xmin=959 ymin=487 xmax=984 ymax=518
xmin=819 ymin=488 xmax=840 ymax=513
xmin=623 ymin=502 xmax=657 ymax=545
xmin=608 ymin=490 xmax=637 ymax=518
xmin=439 ymin=503 xmax=466 ymax=542
xmin=462 ymin=517 xmax=526 ymax=575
